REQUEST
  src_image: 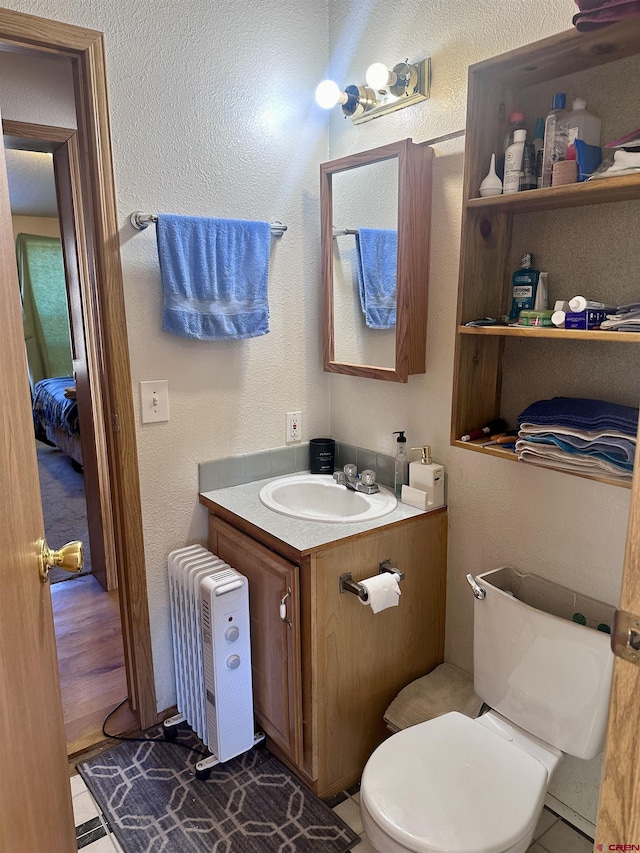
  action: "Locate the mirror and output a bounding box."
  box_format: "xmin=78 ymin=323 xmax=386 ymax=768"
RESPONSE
xmin=321 ymin=138 xmax=433 ymax=382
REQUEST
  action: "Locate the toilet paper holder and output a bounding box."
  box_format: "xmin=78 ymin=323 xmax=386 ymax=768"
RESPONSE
xmin=339 ymin=560 xmax=405 ymax=601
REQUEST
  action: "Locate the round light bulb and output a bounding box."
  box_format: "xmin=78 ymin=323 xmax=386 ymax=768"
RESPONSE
xmin=366 ymin=62 xmax=392 ymax=89
xmin=315 ymin=79 xmax=342 ymax=109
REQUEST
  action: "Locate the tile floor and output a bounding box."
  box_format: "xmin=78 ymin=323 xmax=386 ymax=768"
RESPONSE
xmin=71 ymin=771 xmax=595 ymax=852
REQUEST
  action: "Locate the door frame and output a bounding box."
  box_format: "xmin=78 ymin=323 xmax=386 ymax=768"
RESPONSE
xmin=5 ymin=119 xmax=119 ymax=594
xmin=0 ymin=8 xmax=157 ymax=728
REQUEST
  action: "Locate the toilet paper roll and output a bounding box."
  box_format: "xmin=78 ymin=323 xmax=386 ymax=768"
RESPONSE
xmin=358 ymin=573 xmax=401 ymax=614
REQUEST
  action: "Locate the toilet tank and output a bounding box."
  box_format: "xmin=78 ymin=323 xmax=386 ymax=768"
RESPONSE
xmin=473 ymin=566 xmax=615 ymax=759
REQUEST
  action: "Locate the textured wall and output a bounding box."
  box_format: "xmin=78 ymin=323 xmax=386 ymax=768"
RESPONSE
xmin=1 ymin=0 xmax=630 ymax=830
xmin=1 ymin=0 xmax=331 ymax=713
xmin=325 ymin=0 xmax=627 ymax=830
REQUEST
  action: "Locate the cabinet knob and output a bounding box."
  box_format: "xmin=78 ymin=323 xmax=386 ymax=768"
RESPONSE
xmin=226 ymin=654 xmax=241 ymax=669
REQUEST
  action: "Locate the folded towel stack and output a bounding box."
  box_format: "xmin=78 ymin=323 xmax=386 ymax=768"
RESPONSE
xmin=516 ymin=396 xmax=638 ymax=480
xmin=601 ymin=302 xmax=640 ymax=331
xmin=573 ymin=0 xmax=640 ymax=31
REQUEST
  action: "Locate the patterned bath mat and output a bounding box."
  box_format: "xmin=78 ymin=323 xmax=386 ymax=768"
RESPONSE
xmin=78 ymin=725 xmax=359 ymax=852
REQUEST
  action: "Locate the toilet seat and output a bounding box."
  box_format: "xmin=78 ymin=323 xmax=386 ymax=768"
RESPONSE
xmin=360 ymin=712 xmax=549 ymax=853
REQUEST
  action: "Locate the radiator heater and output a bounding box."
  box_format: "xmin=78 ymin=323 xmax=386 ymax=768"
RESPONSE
xmin=165 ymin=545 xmax=260 ymax=778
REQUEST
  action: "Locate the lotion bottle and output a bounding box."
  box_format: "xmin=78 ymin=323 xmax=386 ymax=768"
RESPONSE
xmin=408 ymin=445 xmax=445 ymax=510
xmin=503 ymin=129 xmax=527 ymax=194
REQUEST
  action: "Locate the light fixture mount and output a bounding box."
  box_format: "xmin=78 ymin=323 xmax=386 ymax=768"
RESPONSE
xmin=353 ymin=57 xmax=430 ymax=125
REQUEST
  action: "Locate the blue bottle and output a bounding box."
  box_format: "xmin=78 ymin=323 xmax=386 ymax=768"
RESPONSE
xmin=509 ymin=254 xmax=540 ymax=321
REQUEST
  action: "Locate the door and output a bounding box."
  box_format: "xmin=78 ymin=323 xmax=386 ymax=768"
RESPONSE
xmin=595 ymin=454 xmax=640 ymax=846
xmin=0 ymin=105 xmax=76 ymax=851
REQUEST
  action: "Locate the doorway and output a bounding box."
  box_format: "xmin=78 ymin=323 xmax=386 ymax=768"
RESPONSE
xmin=5 ymin=126 xmax=136 ymax=754
xmin=0 ymin=9 xmax=157 ymax=737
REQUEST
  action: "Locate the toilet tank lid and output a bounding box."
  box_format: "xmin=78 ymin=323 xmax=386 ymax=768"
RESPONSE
xmin=361 ymin=712 xmax=548 ymax=853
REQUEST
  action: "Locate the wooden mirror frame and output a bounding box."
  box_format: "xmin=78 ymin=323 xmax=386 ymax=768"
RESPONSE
xmin=321 ymin=138 xmax=433 ymax=382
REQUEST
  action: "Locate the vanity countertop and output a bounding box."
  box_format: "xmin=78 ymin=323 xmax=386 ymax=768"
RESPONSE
xmin=199 ymin=474 xmax=438 ymax=556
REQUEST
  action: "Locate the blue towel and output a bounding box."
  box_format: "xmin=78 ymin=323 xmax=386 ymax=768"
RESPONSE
xmin=355 ymin=228 xmax=397 ymax=329
xmin=156 ymin=214 xmax=271 ymax=340
xmin=518 ymin=397 xmax=639 ymax=436
xmin=522 ymin=434 xmax=634 ymax=471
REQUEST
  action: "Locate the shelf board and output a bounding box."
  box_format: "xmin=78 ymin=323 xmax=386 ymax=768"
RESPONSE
xmin=451 ymin=440 xmax=631 ymax=489
xmin=465 ymin=174 xmax=640 ymax=214
xmin=458 ymin=325 xmax=640 ymax=343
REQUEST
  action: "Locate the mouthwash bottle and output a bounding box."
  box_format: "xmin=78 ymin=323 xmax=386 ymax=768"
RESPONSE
xmin=509 ymin=254 xmax=540 ymax=321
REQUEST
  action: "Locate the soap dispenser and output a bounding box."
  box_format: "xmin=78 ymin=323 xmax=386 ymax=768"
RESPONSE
xmin=392 ymin=431 xmax=408 ymax=499
xmin=409 ymin=445 xmax=445 ymax=510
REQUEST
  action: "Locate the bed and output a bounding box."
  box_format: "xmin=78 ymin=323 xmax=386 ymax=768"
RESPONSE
xmin=32 ymin=375 xmax=83 ymax=468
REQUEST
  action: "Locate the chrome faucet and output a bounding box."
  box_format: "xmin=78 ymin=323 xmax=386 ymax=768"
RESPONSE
xmin=333 ymin=463 xmax=379 ymax=495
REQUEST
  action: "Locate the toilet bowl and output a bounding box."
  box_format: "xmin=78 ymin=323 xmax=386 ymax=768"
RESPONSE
xmin=359 ymin=710 xmax=561 ymax=853
xmin=359 ymin=567 xmax=615 ymax=853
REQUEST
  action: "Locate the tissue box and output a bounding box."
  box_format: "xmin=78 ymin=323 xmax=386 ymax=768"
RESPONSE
xmin=564 ymin=309 xmax=607 ymax=330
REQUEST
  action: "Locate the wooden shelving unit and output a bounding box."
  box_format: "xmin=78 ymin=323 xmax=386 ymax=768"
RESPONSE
xmin=451 ymin=17 xmax=640 ymax=488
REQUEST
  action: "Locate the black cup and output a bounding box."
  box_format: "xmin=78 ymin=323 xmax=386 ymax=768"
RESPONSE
xmin=309 ymin=438 xmax=335 ymax=474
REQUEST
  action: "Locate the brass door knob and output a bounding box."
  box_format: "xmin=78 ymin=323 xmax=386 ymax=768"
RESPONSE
xmin=38 ymin=538 xmax=84 ymax=582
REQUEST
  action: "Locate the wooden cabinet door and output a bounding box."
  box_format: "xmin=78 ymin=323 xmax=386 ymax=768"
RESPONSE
xmin=210 ymin=517 xmax=303 ymax=767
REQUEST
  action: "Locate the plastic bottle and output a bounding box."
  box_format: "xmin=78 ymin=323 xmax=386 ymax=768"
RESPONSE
xmin=503 ymin=129 xmax=527 ymax=194
xmin=503 ymin=111 xmax=526 ymax=154
xmin=567 ymin=98 xmax=601 ymax=148
xmin=508 ymin=254 xmax=540 ymax=321
xmin=519 ymin=141 xmax=537 ymax=191
xmin=392 ymin=431 xmax=408 ymax=499
xmin=532 ymin=117 xmax=545 ymax=154
xmin=541 ymin=93 xmax=569 ymax=188
xmin=496 ymin=111 xmax=526 ymax=181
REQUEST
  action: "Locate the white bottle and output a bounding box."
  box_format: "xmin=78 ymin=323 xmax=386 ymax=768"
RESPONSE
xmin=567 ymin=98 xmax=601 ymax=148
xmin=407 ymin=446 xmax=445 ymax=510
xmin=503 ymin=129 xmax=527 ymax=194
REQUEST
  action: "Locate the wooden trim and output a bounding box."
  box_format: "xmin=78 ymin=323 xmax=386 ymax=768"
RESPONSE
xmin=458 ymin=325 xmax=640 ymax=343
xmin=2 ymin=119 xmax=74 ymax=151
xmin=596 ymin=415 xmax=640 ymax=843
xmin=0 ymin=10 xmax=157 ymax=728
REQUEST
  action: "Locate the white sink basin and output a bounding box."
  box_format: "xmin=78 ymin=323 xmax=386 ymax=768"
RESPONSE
xmin=259 ymin=473 xmax=397 ymax=523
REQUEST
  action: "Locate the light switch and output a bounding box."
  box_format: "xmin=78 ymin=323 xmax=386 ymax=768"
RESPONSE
xmin=140 ymin=380 xmax=169 ymax=423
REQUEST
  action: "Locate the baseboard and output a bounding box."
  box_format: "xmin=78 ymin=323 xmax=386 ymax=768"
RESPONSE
xmin=544 ymin=793 xmax=596 ymax=840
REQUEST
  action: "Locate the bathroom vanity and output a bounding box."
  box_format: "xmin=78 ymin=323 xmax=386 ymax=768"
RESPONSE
xmin=199 ymin=480 xmax=447 ymax=797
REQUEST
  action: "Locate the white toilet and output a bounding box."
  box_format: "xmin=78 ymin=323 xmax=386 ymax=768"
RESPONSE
xmin=360 ymin=566 xmax=615 ymax=853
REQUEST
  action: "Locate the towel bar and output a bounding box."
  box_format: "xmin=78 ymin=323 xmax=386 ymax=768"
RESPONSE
xmin=130 ymin=211 xmax=287 ymax=237
xmin=339 ymin=560 xmax=405 ymax=600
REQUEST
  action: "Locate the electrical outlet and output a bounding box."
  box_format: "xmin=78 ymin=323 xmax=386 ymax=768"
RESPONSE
xmin=140 ymin=380 xmax=169 ymax=423
xmin=286 ymin=411 xmax=302 ymax=443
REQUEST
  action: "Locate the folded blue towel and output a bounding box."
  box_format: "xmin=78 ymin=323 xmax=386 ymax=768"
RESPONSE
xmin=518 ymin=397 xmax=639 ymax=436
xmin=355 ymin=228 xmax=397 ymax=329
xmin=156 ymin=214 xmax=271 ymax=340
xmin=522 ymin=434 xmax=634 ymax=471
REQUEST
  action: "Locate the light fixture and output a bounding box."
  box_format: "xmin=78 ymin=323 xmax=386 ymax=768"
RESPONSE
xmin=315 ymin=57 xmax=430 ymax=125
xmin=315 ymin=79 xmax=378 ymax=117
xmin=366 ymin=61 xmax=419 ymax=98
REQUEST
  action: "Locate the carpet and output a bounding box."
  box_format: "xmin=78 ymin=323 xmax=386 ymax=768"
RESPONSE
xmin=36 ymin=440 xmax=92 ymax=583
xmin=78 ymin=724 xmax=360 ymax=853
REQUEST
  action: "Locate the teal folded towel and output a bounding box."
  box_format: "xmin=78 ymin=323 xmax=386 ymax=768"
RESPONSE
xmin=156 ymin=214 xmax=271 ymax=340
xmin=355 ymin=228 xmax=397 ymax=329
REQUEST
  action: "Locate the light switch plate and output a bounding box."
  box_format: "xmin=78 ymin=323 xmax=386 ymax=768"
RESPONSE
xmin=140 ymin=380 xmax=169 ymax=423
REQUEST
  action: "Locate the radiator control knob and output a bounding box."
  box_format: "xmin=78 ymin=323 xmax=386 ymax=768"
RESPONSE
xmin=226 ymin=654 xmax=241 ymax=669
xmin=225 ymin=626 xmax=240 ymax=642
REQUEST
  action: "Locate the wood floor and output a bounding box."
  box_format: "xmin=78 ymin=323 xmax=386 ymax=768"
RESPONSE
xmin=51 ymin=574 xmax=136 ymax=756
